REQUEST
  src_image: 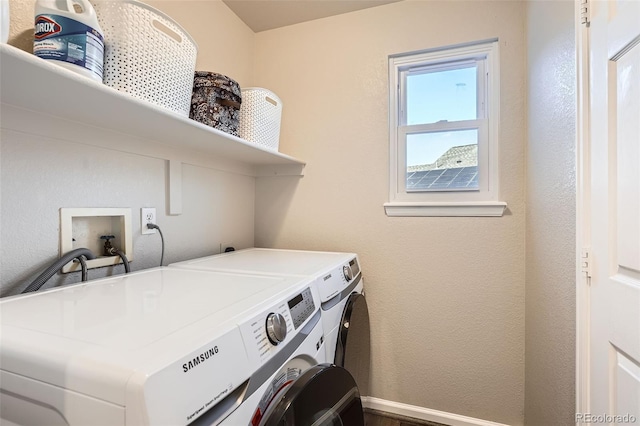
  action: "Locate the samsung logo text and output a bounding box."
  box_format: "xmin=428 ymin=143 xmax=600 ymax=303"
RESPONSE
xmin=183 ymin=346 xmax=219 ymax=373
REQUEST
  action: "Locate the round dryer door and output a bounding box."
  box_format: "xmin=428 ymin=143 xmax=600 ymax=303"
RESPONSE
xmin=259 ymin=364 xmax=364 ymax=426
xmin=334 ymin=293 xmax=370 ymax=395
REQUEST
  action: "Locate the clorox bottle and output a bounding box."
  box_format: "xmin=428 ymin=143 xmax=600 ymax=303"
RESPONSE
xmin=34 ymin=0 xmax=104 ymax=82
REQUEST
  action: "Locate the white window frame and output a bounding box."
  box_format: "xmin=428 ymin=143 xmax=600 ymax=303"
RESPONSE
xmin=385 ymin=39 xmax=506 ymax=217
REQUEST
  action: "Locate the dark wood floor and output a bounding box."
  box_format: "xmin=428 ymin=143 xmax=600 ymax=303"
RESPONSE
xmin=364 ymin=408 xmax=450 ymax=426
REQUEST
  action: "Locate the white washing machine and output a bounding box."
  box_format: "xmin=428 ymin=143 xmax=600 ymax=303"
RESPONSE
xmin=0 ymin=267 xmax=364 ymax=425
xmin=169 ymin=248 xmax=371 ymax=394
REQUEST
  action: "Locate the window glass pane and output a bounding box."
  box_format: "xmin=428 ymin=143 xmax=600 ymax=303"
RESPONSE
xmin=406 ymin=64 xmax=477 ymax=125
xmin=406 ymin=129 xmax=478 ymax=191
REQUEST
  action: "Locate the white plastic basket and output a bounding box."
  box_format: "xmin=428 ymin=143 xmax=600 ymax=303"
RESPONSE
xmin=93 ymin=0 xmax=198 ymax=116
xmin=238 ymin=88 xmax=283 ymax=151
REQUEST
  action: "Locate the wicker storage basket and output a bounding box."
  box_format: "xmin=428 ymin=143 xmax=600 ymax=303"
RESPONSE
xmin=190 ymin=72 xmax=242 ymax=136
xmin=94 ymin=0 xmax=197 ymax=116
xmin=238 ymin=88 xmax=282 ymax=151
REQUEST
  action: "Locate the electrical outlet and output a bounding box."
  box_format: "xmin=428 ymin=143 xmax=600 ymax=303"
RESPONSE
xmin=141 ymin=208 xmax=156 ymax=235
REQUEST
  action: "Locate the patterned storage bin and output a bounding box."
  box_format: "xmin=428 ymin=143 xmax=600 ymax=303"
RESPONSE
xmin=93 ymin=0 xmax=198 ymax=116
xmin=190 ymin=72 xmax=242 ymax=136
xmin=238 ymin=88 xmax=282 ymax=151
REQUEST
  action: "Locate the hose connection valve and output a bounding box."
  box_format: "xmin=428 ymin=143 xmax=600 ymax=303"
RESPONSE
xmin=100 ymin=235 xmax=118 ymax=256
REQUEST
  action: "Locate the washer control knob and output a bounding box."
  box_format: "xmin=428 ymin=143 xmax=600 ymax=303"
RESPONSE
xmin=266 ymin=313 xmax=287 ymax=345
xmin=343 ymin=265 xmax=353 ymax=282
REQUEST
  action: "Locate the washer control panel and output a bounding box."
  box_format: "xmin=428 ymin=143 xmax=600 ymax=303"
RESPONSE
xmin=343 ymin=265 xmax=353 ymax=282
xmin=348 ymin=257 xmax=361 ymax=277
xmin=265 ymin=312 xmax=287 ymax=344
xmin=317 ymin=256 xmax=361 ymax=302
xmin=240 ymin=286 xmax=317 ymax=364
xmin=287 ymin=287 xmax=315 ymax=330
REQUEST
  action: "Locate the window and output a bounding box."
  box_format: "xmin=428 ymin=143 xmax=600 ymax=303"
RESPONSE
xmin=385 ymin=40 xmax=506 ymax=217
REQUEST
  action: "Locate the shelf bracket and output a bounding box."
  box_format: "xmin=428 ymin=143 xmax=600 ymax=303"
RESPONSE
xmin=168 ymin=159 xmax=183 ymax=215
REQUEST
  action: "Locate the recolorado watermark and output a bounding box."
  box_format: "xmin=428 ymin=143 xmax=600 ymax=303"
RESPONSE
xmin=576 ymin=413 xmax=637 ymax=423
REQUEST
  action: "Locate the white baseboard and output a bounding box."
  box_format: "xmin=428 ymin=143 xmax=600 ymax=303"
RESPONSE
xmin=361 ymin=397 xmax=510 ymax=426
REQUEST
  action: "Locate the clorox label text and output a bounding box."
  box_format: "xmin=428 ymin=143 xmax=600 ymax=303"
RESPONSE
xmin=34 ymin=16 xmax=62 ymax=39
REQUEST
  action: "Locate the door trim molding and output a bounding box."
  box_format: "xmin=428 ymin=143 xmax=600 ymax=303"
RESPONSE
xmin=575 ymin=0 xmax=592 ymax=420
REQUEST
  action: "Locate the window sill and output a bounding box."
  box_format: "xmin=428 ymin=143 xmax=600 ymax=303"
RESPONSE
xmin=383 ymin=201 xmax=507 ymax=217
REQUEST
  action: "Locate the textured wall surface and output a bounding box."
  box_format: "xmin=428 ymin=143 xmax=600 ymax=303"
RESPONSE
xmin=1 ymin=0 xmax=256 ymax=296
xmin=5 ymin=0 xmax=32 ymax=51
xmin=524 ymin=1 xmax=577 ymax=425
xmin=253 ymin=2 xmax=527 ymax=424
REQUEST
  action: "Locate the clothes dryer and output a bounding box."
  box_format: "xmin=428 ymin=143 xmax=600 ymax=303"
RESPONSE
xmin=0 ymin=267 xmax=364 ymax=425
xmin=169 ymin=248 xmax=371 ymax=394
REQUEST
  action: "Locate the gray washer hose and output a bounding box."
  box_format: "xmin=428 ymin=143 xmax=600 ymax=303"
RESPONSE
xmin=22 ymin=248 xmax=97 ymax=293
xmin=113 ymin=249 xmax=130 ymax=273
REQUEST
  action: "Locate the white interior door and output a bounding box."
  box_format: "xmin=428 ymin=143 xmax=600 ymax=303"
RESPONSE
xmin=588 ymin=0 xmax=640 ymax=422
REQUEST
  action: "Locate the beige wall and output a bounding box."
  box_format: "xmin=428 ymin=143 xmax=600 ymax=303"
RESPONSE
xmin=253 ymin=2 xmax=527 ymax=424
xmin=1 ymin=0 xmax=256 ymax=295
xmin=525 ymin=0 xmax=576 ymax=424
xmin=5 ymin=0 xmax=33 ymax=51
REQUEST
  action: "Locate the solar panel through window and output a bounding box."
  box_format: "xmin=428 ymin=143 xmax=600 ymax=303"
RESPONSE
xmin=407 ymin=166 xmax=478 ymax=190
